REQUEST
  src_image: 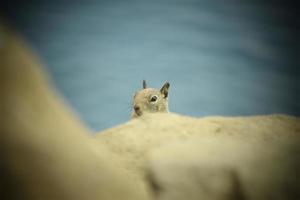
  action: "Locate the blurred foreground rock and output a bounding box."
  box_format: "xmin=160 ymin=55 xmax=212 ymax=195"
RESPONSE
xmin=1 ymin=22 xmax=299 ymax=200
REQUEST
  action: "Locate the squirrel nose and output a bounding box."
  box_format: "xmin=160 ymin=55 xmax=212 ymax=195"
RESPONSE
xmin=134 ymin=105 xmax=140 ymax=112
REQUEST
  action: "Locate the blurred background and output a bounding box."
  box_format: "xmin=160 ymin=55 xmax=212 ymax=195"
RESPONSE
xmin=2 ymin=0 xmax=298 ymax=132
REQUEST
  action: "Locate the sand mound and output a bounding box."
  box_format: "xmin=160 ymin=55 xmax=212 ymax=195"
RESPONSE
xmin=96 ymin=113 xmax=299 ymax=200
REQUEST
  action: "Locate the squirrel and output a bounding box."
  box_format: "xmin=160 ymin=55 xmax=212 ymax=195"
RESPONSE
xmin=131 ymin=80 xmax=170 ymax=118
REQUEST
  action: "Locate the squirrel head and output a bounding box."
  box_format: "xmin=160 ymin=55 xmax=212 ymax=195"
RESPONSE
xmin=132 ymin=80 xmax=170 ymax=118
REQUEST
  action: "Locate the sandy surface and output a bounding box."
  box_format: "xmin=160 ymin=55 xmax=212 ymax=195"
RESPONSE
xmin=95 ymin=113 xmax=299 ymax=199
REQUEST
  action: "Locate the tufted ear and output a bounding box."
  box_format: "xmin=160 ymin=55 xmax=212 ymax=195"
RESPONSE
xmin=160 ymin=82 xmax=170 ymax=98
xmin=143 ymin=80 xmax=147 ymax=89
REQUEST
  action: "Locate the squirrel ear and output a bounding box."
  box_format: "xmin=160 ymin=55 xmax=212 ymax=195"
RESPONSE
xmin=143 ymin=80 xmax=147 ymax=89
xmin=160 ymin=82 xmax=170 ymax=98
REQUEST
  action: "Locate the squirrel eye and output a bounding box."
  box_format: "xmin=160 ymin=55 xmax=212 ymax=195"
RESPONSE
xmin=150 ymin=95 xmax=158 ymax=102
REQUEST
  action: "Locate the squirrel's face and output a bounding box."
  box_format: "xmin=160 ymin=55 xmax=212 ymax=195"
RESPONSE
xmin=132 ymin=81 xmax=170 ymax=118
